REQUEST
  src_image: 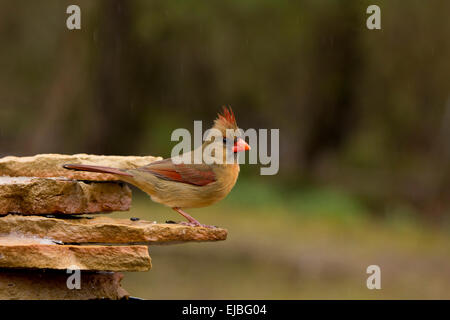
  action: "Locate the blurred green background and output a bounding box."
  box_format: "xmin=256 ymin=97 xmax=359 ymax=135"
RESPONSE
xmin=1 ymin=0 xmax=450 ymax=298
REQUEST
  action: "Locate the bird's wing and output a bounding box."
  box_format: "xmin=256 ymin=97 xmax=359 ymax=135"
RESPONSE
xmin=137 ymin=159 xmax=216 ymax=186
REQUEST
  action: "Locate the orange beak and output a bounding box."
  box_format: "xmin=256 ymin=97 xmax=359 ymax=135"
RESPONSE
xmin=233 ymin=138 xmax=250 ymax=153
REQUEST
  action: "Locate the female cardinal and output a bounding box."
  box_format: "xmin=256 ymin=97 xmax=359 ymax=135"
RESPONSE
xmin=63 ymin=107 xmax=250 ymax=228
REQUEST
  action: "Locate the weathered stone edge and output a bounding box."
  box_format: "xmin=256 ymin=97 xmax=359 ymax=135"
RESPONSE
xmin=0 ymin=215 xmax=227 ymax=244
xmin=0 ymin=177 xmax=131 ymax=215
xmin=0 ymin=153 xmax=162 ymax=181
xmin=0 ymin=243 xmax=151 ymax=272
xmin=0 ymin=270 xmax=129 ymax=300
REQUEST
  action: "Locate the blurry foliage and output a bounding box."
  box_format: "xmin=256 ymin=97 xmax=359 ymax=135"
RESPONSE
xmin=0 ymin=0 xmax=449 ymax=219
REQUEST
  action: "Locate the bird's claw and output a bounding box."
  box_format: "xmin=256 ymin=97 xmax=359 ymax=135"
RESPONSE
xmin=178 ymin=221 xmax=217 ymax=229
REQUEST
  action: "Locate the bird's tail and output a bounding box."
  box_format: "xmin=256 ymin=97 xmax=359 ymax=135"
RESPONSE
xmin=62 ymin=164 xmax=133 ymax=177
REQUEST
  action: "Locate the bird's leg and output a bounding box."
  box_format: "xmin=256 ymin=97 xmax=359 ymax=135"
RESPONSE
xmin=172 ymin=207 xmax=200 ymax=225
xmin=172 ymin=207 xmax=216 ymax=229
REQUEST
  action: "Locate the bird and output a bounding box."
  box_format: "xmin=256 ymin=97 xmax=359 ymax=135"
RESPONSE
xmin=63 ymin=107 xmax=250 ymax=228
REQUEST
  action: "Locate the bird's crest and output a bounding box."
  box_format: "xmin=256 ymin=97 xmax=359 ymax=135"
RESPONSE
xmin=213 ymin=106 xmax=238 ymax=133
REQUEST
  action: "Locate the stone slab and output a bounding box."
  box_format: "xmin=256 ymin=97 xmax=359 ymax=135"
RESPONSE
xmin=0 ymin=215 xmax=228 ymax=244
xmin=0 ymin=237 xmax=151 ymax=272
xmin=0 ymin=176 xmax=131 ymax=215
xmin=0 ymin=153 xmax=162 ymax=181
xmin=0 ymin=270 xmax=129 ymax=300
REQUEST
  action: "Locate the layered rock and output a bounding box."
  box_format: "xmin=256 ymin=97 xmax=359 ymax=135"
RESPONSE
xmin=0 ymin=153 xmax=228 ymax=300
xmin=0 ymin=176 xmax=131 ymax=215
xmin=0 ymin=236 xmax=151 ymax=272
xmin=0 ymin=215 xmax=227 ymax=244
xmin=0 ymin=153 xmax=162 ymax=181
xmin=0 ymin=270 xmax=129 ymax=300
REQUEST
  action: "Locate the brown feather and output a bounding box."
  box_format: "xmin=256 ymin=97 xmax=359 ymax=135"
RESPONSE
xmin=137 ymin=159 xmax=216 ymax=186
xmin=62 ymin=164 xmax=133 ymax=177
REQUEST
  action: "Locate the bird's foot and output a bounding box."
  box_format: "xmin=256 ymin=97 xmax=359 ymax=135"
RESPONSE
xmin=178 ymin=221 xmax=217 ymax=229
xmin=172 ymin=207 xmax=217 ymax=228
